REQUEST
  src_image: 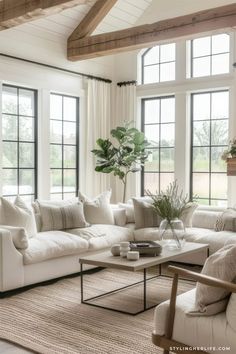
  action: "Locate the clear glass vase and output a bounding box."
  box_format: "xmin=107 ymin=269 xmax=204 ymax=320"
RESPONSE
xmin=159 ymin=218 xmax=185 ymax=250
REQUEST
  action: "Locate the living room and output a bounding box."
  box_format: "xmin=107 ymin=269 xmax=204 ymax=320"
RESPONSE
xmin=0 ymin=0 xmax=236 ymax=353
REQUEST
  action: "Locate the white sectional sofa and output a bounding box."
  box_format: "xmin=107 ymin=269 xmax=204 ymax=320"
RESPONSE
xmin=1 ymin=205 xmax=235 ymax=293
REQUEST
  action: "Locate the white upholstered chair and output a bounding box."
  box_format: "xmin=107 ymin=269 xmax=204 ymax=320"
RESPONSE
xmin=152 ymin=265 xmax=236 ymax=354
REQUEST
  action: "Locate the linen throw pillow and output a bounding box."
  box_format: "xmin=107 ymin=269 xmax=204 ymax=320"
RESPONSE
xmin=118 ymin=203 xmax=135 ymax=223
xmin=1 ymin=197 xmax=36 ymax=237
xmin=113 ymin=208 xmax=126 ymax=227
xmin=215 ymin=208 xmax=236 ymax=232
xmin=79 ymin=190 xmax=114 ymax=225
xmin=38 ymin=202 xmax=89 ymax=232
xmin=180 ymin=202 xmax=198 ymax=228
xmin=132 ymin=197 xmax=161 ymax=230
xmin=0 ymin=225 xmax=28 ymax=249
xmin=188 ymin=245 xmax=236 ymax=316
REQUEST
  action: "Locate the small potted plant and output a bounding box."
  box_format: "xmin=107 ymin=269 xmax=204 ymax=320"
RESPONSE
xmin=221 ymin=138 xmax=236 ymax=176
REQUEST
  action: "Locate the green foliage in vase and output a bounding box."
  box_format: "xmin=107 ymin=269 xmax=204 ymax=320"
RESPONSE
xmin=92 ymin=122 xmax=151 ymax=202
xmin=146 ymin=181 xmax=194 ymax=222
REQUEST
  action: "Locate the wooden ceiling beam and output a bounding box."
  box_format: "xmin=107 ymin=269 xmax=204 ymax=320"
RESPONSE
xmin=0 ymin=0 xmax=90 ymax=29
xmin=68 ymin=3 xmax=236 ymax=61
xmin=68 ymin=0 xmax=117 ymax=41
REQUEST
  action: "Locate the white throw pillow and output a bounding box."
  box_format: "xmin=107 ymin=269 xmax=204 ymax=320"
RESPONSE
xmin=79 ymin=190 xmax=114 ymax=225
xmin=180 ymin=202 xmax=198 ymax=227
xmin=0 ymin=225 xmax=28 ymax=249
xmin=113 ymin=208 xmax=126 ymax=227
xmin=38 ymin=201 xmax=89 ymax=232
xmin=15 ymin=196 xmax=37 ymax=237
xmin=1 ymin=197 xmax=35 ymax=237
xmin=188 ymin=245 xmax=236 ymax=316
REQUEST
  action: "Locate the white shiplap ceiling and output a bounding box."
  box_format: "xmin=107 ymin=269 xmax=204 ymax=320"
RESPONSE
xmin=11 ymin=0 xmax=152 ymax=44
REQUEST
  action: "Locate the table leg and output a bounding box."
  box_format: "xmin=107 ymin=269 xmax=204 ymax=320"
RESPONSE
xmin=80 ymin=263 xmax=83 ymax=303
xmin=144 ymin=268 xmax=147 ymax=311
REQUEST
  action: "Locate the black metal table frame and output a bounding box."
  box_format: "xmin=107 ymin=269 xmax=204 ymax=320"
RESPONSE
xmin=80 ymin=263 xmax=180 ymax=316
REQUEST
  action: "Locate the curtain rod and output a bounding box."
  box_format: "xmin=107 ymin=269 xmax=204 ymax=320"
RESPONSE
xmin=117 ymin=80 xmax=136 ymax=87
xmin=0 ymin=53 xmax=112 ymax=84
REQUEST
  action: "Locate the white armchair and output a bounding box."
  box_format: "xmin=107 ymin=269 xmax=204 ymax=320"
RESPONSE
xmin=152 ymin=266 xmax=236 ymax=354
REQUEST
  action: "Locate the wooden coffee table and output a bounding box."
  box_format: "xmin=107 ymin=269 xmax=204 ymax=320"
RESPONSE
xmin=79 ymin=242 xmax=209 ymax=315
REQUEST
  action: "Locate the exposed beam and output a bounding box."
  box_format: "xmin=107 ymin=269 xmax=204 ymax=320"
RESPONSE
xmin=69 ymin=0 xmax=117 ymax=41
xmin=68 ymin=3 xmax=236 ymax=61
xmin=0 ymin=0 xmax=90 ymax=29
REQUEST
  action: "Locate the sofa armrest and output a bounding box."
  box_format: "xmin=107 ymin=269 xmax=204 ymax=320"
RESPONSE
xmin=0 ymin=228 xmax=24 ymax=292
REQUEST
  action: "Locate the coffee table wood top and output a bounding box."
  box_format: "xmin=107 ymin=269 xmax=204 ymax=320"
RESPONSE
xmin=79 ymin=242 xmax=208 ymax=271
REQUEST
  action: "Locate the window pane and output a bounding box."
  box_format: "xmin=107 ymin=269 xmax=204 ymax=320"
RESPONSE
xmin=211 ymin=91 xmax=229 ymax=119
xmin=193 ymin=121 xmax=210 ymax=146
xmin=160 ymin=43 xmax=175 ymax=62
xmin=211 ymin=200 xmax=227 ymax=207
xmin=144 ymin=149 xmax=159 ymax=172
xmin=145 ymin=125 xmax=159 ymax=145
xmin=211 ymin=120 xmax=228 ymax=146
xmin=64 ymin=170 xmax=76 ymax=192
xmin=212 ymin=34 xmax=229 ymax=54
xmin=19 ymin=143 xmax=34 ymax=168
xmin=211 ymin=147 xmax=227 ymax=173
xmin=193 ymin=36 xmax=211 ymax=57
xmin=160 ymin=62 xmax=175 ymax=82
xmin=144 ymin=100 xmax=159 ymax=124
xmin=161 ymin=97 xmax=175 ymax=123
xmin=50 ymin=145 xmax=62 ymax=168
xmin=19 ymin=169 xmax=34 ymax=194
xmin=2 ymin=114 xmax=17 ymax=140
xmin=193 ymin=94 xmax=210 ymax=120
xmin=193 ymin=57 xmax=210 ymax=77
xmin=160 ymin=148 xmax=174 ymax=171
xmin=144 ymin=173 xmax=159 ymax=194
xmin=19 ymin=89 xmax=35 ymax=116
xmin=2 ymin=86 xmax=17 ymax=114
xmin=212 ymin=53 xmax=229 ymax=75
xmin=2 ymin=169 xmax=17 ymax=195
xmin=63 ymin=97 xmax=77 ymax=121
xmin=50 ymin=95 xmax=62 ymax=119
xmin=64 ymin=146 xmax=76 ymax=168
xmin=192 ymin=147 xmax=209 ymax=172
xmin=3 ymin=142 xmax=17 ymax=167
xmin=51 ymin=170 xmax=62 ymax=193
xmin=160 ymin=124 xmax=174 ymax=147
xmin=144 ymin=46 xmax=159 ymax=65
xmin=211 ymin=174 xmax=227 ymax=199
xmin=143 ymin=65 xmax=159 ymax=84
xmin=63 ymin=122 xmax=76 ymax=145
xmin=160 ymin=173 xmax=174 ymax=192
xmin=50 ymin=120 xmax=62 ymax=143
xmin=192 ymin=173 xmax=209 ymax=198
xmin=19 ymin=117 xmax=34 ymax=141
xmin=50 ymin=194 xmax=63 ymax=201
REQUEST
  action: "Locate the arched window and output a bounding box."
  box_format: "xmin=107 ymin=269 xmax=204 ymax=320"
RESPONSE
xmin=141 ymin=43 xmax=176 ymax=84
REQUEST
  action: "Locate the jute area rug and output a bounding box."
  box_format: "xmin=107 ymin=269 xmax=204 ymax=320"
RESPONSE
xmin=0 ymin=268 xmax=194 ymax=354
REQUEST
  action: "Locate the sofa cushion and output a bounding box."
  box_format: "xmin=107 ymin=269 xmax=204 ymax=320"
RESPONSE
xmin=20 ymin=231 xmax=89 ymax=265
xmin=118 ymin=203 xmax=135 ymax=223
xmin=154 ymin=289 xmax=236 ymax=354
xmin=132 ymin=197 xmax=160 ymax=229
xmin=226 ymin=293 xmax=236 ymax=332
xmin=215 ymin=209 xmax=236 ymax=232
xmin=180 ymin=203 xmax=198 ymax=227
xmin=79 ymin=190 xmax=114 ymax=225
xmin=192 ymin=209 xmax=221 ymax=229
xmin=15 ymin=196 xmax=37 ymax=237
xmin=67 ymin=224 xmax=134 ymax=251
xmin=0 ymin=225 xmax=28 ymax=249
xmin=113 ymin=208 xmax=126 ymax=227
xmin=134 ymin=227 xmax=160 ymax=241
xmin=38 ymin=202 xmax=88 ymax=231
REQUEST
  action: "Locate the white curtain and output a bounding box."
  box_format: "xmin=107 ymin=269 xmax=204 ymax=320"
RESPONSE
xmin=112 ymin=83 xmax=137 ymax=202
xmin=84 ymin=79 xmax=111 ymax=197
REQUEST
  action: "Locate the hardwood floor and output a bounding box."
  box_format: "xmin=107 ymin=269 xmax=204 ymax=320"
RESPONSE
xmin=0 ymin=340 xmax=33 ymax=353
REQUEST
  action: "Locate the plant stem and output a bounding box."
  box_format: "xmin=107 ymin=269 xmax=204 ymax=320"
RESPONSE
xmin=122 ymin=171 xmax=128 ymax=203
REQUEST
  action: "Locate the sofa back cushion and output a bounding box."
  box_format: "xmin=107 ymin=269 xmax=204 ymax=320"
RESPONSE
xmin=38 ymin=202 xmax=89 ymax=232
xmin=214 ymin=209 xmax=236 ymax=232
xmin=79 ymin=190 xmax=114 ymax=225
xmin=132 ymin=197 xmax=161 ymax=230
xmin=192 ymin=210 xmax=222 ymax=229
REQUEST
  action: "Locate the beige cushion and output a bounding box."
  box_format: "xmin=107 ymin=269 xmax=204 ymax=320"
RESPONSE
xmin=180 ymin=203 xmax=198 ymax=227
xmin=118 ymin=203 xmax=135 ymax=223
xmin=189 ymin=245 xmax=236 ymax=315
xmin=226 ymin=293 xmax=236 ymax=332
xmin=79 ymin=190 xmax=114 ymax=225
xmin=38 ymin=202 xmax=89 ymax=232
xmin=113 ymin=208 xmax=126 ymax=227
xmin=215 ymin=209 xmax=236 ymax=232
xmin=15 ymin=196 xmax=37 ymax=237
xmin=0 ymin=225 xmax=28 ymax=249
xmin=132 ymin=197 xmax=161 ymax=229
xmin=1 ymin=197 xmax=33 ymax=237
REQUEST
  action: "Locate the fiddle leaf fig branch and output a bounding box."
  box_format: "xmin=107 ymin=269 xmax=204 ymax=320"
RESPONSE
xmin=92 ymin=123 xmax=151 ymax=202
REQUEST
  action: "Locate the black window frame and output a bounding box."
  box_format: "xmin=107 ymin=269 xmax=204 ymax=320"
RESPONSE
xmin=190 ymin=89 xmax=229 ymax=205
xmin=141 ymin=95 xmax=175 ymax=196
xmin=2 ymin=83 xmax=38 ymax=201
xmin=190 ymin=34 xmax=230 ymax=78
xmin=50 ymin=93 xmax=79 ymax=200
